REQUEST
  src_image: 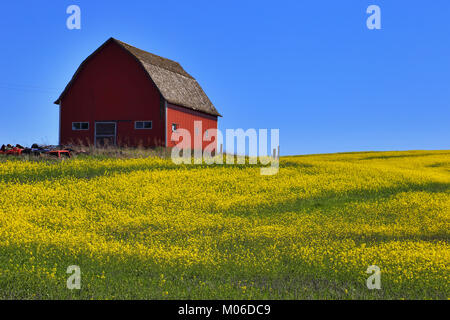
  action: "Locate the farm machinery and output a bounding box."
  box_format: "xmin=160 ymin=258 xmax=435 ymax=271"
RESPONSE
xmin=0 ymin=144 xmax=71 ymax=159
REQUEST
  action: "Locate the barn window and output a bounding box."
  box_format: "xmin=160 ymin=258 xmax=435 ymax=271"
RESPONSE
xmin=205 ymin=130 xmax=209 ymax=138
xmin=72 ymin=122 xmax=89 ymax=130
xmin=135 ymin=121 xmax=152 ymax=129
xmin=172 ymin=123 xmax=178 ymax=132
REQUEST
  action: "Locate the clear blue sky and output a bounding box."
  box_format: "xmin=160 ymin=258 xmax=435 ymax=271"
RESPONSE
xmin=0 ymin=0 xmax=449 ymax=155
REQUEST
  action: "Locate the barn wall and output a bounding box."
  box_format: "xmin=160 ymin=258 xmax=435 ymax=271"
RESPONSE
xmin=59 ymin=41 xmax=165 ymax=147
xmin=166 ymin=102 xmax=218 ymax=150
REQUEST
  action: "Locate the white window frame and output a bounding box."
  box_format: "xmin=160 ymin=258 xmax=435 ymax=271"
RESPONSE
xmin=72 ymin=122 xmax=89 ymax=131
xmin=135 ymin=121 xmax=152 ymax=130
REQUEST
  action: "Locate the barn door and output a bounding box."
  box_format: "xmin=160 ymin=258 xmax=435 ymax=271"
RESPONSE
xmin=95 ymin=122 xmax=117 ymax=147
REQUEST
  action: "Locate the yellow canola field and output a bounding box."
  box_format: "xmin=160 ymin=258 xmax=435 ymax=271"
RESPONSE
xmin=0 ymin=150 xmax=448 ymax=299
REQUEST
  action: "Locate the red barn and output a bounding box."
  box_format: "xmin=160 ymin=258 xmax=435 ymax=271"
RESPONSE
xmin=54 ymin=37 xmax=221 ymax=149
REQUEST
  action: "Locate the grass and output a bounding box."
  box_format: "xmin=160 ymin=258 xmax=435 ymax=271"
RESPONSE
xmin=0 ymin=150 xmax=448 ymax=299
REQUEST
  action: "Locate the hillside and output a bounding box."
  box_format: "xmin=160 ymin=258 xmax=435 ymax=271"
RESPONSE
xmin=0 ymin=150 xmax=448 ymax=299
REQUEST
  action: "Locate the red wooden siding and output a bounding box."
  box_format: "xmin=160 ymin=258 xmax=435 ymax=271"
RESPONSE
xmin=59 ymin=41 xmax=165 ymax=147
xmin=166 ymin=103 xmax=218 ymax=150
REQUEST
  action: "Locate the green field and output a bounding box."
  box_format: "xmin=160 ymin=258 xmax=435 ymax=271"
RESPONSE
xmin=0 ymin=150 xmax=448 ymax=299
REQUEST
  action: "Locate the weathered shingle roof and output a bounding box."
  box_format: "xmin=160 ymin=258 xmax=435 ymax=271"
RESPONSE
xmin=55 ymin=37 xmax=221 ymax=117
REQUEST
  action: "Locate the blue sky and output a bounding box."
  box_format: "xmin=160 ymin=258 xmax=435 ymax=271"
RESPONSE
xmin=0 ymin=0 xmax=449 ymax=155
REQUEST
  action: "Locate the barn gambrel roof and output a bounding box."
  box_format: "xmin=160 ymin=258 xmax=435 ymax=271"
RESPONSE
xmin=54 ymin=37 xmax=221 ymax=117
